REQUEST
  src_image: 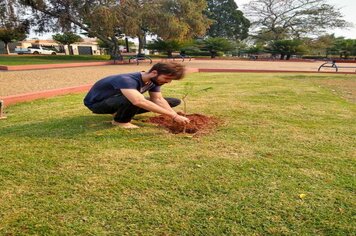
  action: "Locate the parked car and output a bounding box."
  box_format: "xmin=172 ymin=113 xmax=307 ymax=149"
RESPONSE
xmin=15 ymin=45 xmax=57 ymax=55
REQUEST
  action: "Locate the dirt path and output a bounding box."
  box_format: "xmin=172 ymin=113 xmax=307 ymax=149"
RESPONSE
xmin=1 ymin=59 xmax=355 ymax=97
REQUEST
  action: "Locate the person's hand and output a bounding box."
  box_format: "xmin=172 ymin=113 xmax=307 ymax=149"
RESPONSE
xmin=173 ymin=114 xmax=190 ymax=125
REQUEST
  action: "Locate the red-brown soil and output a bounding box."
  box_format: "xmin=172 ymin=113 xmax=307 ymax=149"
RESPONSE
xmin=147 ymin=113 xmax=219 ymax=134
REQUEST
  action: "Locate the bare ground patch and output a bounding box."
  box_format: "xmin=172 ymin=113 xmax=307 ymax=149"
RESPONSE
xmin=147 ymin=112 xmax=219 ymax=135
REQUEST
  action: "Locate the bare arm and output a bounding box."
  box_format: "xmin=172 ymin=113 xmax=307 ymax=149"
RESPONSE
xmin=121 ymin=89 xmax=189 ymax=124
xmin=149 ymin=91 xmax=176 ymax=113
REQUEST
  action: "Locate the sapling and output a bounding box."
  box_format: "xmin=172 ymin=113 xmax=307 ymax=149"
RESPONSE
xmin=180 ymin=82 xmax=212 ymax=133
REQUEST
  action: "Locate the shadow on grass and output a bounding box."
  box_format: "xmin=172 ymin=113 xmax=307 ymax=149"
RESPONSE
xmin=0 ymin=115 xmax=115 ymax=139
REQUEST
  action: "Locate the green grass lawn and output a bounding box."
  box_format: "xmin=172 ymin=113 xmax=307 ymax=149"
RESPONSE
xmin=0 ymin=73 xmax=355 ymax=235
xmin=0 ymin=55 xmax=111 ymax=65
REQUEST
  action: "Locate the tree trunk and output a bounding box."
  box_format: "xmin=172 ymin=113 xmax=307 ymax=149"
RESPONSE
xmin=4 ymin=42 xmax=10 ymax=54
xmin=167 ymin=50 xmax=173 ymax=58
xmin=67 ymin=44 xmax=71 ymax=55
xmin=280 ymin=54 xmax=285 ymax=60
xmin=138 ymin=35 xmax=144 ymax=54
xmin=125 ymin=37 xmax=130 ymax=53
xmin=210 ymin=50 xmax=217 ymax=58
xmin=286 ymin=54 xmax=291 ymax=60
xmin=109 ymin=37 xmax=123 ymax=61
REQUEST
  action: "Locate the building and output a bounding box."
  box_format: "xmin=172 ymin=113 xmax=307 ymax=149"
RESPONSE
xmin=1 ymin=38 xmax=102 ymax=55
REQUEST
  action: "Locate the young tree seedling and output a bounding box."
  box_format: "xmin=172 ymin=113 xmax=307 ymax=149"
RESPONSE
xmin=180 ymin=82 xmax=212 ymax=133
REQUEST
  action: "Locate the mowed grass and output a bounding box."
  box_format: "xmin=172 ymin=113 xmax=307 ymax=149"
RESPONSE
xmin=0 ymin=55 xmax=111 ymax=65
xmin=0 ymin=73 xmax=355 ymax=235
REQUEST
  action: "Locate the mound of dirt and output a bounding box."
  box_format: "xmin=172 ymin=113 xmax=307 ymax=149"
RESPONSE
xmin=147 ymin=113 xmax=219 ymax=134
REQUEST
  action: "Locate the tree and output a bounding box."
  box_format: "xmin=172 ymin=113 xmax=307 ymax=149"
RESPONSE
xmin=0 ymin=0 xmax=28 ymax=54
xmin=265 ymin=39 xmax=307 ymax=60
xmin=146 ymin=39 xmax=182 ymax=57
xmin=205 ymin=0 xmax=250 ymax=40
xmin=52 ymin=32 xmax=82 ymax=55
xmin=119 ymin=0 xmax=212 ymax=54
xmin=19 ymin=0 xmax=123 ymax=59
xmin=244 ymin=0 xmax=349 ymax=41
xmin=303 ymin=34 xmax=336 ymax=58
xmin=200 ymin=37 xmax=235 ymax=58
xmin=19 ymin=0 xmax=211 ymax=58
xmin=330 ymin=38 xmax=356 ymax=58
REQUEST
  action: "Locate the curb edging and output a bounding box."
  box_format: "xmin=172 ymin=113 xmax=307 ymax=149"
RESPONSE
xmin=1 ymin=84 xmax=92 ymax=107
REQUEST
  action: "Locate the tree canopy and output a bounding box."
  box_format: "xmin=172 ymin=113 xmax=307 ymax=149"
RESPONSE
xmin=244 ymin=0 xmax=349 ymax=41
xmin=0 ymin=0 xmax=29 ymax=54
xmin=18 ymin=0 xmax=211 ymax=57
xmin=52 ymin=32 xmax=83 ymax=55
xmin=200 ymin=37 xmax=235 ymax=58
xmin=118 ymin=0 xmax=212 ymax=53
xmin=205 ymin=0 xmax=250 ymax=40
xmin=146 ymin=39 xmax=182 ymax=57
xmin=265 ymin=39 xmax=307 ymax=60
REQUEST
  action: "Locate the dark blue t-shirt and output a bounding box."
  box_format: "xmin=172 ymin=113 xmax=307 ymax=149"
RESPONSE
xmin=84 ymin=72 xmax=160 ymax=108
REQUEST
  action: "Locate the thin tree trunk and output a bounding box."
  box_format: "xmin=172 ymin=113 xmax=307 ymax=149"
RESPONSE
xmin=4 ymin=42 xmax=10 ymax=54
xmin=109 ymin=37 xmax=122 ymax=61
xmin=138 ymin=35 xmax=144 ymax=54
xmin=67 ymin=44 xmax=71 ymax=55
xmin=125 ymin=37 xmax=130 ymax=52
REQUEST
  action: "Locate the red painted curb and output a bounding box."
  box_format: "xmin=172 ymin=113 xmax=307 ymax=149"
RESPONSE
xmin=1 ymin=84 xmax=92 ymax=107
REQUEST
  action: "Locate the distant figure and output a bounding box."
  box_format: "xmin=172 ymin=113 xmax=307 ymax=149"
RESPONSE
xmin=84 ymin=62 xmax=190 ymax=129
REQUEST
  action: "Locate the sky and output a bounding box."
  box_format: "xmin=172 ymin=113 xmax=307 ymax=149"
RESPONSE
xmin=29 ymin=0 xmax=356 ymax=40
xmin=234 ymin=0 xmax=356 ymax=39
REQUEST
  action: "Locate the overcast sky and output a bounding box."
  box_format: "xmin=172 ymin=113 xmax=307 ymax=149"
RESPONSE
xmin=29 ymin=0 xmax=356 ymax=39
xmin=235 ymin=0 xmax=356 ymax=39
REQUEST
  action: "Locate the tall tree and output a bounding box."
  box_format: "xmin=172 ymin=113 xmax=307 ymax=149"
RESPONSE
xmin=244 ymin=0 xmax=349 ymax=41
xmin=19 ymin=0 xmax=211 ymax=57
xmin=119 ymin=0 xmax=212 ymax=53
xmin=0 ymin=0 xmax=28 ymax=54
xmin=52 ymin=32 xmax=82 ymax=55
xmin=19 ymin=0 xmax=125 ymax=59
xmin=205 ymin=0 xmax=250 ymax=40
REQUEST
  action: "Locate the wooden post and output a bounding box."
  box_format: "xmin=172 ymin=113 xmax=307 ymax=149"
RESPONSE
xmin=0 ymin=100 xmax=7 ymax=119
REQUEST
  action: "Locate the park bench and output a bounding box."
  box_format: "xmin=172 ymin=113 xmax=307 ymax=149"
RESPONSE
xmin=176 ymin=52 xmax=192 ymax=62
xmin=166 ymin=54 xmax=192 ymax=62
xmin=318 ymin=60 xmax=356 ymax=72
xmin=166 ymin=52 xmax=192 ymax=62
xmin=128 ymin=53 xmax=152 ymax=65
